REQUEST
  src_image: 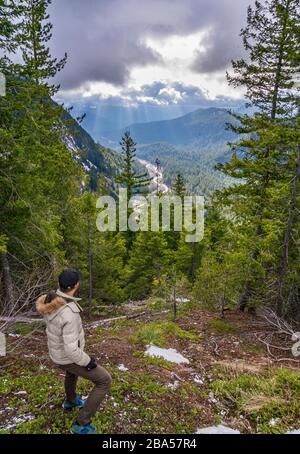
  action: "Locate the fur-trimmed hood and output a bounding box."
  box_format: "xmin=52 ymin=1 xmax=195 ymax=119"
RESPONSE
xmin=36 ymin=290 xmax=83 ymax=319
xmin=36 ymin=294 xmax=66 ymax=316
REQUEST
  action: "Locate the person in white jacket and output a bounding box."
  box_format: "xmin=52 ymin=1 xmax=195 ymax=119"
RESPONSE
xmin=36 ymin=268 xmax=111 ymax=435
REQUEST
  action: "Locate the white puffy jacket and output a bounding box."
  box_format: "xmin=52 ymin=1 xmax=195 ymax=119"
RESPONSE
xmin=36 ymin=290 xmax=91 ymax=367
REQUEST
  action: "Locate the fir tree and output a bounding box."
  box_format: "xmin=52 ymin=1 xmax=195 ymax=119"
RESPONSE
xmin=0 ymin=0 xmax=79 ymax=308
xmin=218 ymin=0 xmax=300 ymax=312
xmin=117 ymin=131 xmax=152 ymax=198
xmin=19 ymin=0 xmax=67 ymax=90
xmin=173 ymin=174 xmax=186 ymax=199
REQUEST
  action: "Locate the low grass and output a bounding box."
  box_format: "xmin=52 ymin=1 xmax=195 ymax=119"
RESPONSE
xmin=210 ymin=368 xmax=300 ymax=433
xmin=133 ymin=350 xmax=175 ymax=370
xmin=207 ymin=318 xmax=238 ymax=335
xmin=8 ymin=322 xmax=43 ymax=336
xmin=0 ymin=363 xmax=204 ymax=434
xmin=129 ymin=320 xmax=199 ymax=347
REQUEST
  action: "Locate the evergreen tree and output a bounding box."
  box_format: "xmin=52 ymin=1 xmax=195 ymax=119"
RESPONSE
xmin=117 ymin=131 xmax=152 ymax=198
xmin=0 ymin=0 xmax=19 ymax=54
xmin=62 ymin=189 xmax=126 ymax=306
xmin=19 ymin=0 xmax=67 ymax=89
xmin=124 ymin=231 xmax=169 ymax=300
xmin=117 ymin=131 xmax=152 ymax=252
xmin=217 ymin=0 xmax=300 ymax=312
xmin=173 ymin=174 xmax=186 ymax=199
xmin=154 ymin=158 xmax=162 ymax=196
xmin=0 ymin=0 xmax=80 ymax=308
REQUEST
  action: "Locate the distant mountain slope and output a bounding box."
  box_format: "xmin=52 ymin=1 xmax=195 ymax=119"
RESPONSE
xmin=61 ymin=105 xmax=240 ymax=197
xmin=62 ymin=108 xmax=122 ymax=191
xmin=101 ymin=108 xmax=237 ymax=147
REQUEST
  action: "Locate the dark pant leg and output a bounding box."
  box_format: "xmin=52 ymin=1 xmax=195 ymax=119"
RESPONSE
xmin=59 ymin=364 xmax=112 ymax=425
xmin=64 ymin=370 xmax=78 ymax=403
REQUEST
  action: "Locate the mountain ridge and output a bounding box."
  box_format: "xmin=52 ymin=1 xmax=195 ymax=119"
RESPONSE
xmin=100 ymin=107 xmax=237 ymax=148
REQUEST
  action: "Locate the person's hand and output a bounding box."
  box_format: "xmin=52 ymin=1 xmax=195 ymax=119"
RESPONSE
xmin=86 ymin=357 xmax=97 ymax=371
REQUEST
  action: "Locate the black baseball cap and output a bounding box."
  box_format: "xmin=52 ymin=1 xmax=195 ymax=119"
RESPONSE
xmin=58 ymin=268 xmax=82 ymax=291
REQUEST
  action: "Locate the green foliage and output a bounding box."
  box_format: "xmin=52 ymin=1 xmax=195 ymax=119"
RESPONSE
xmin=207 ymin=318 xmax=238 ymax=335
xmin=116 ymin=131 xmax=152 ymax=198
xmin=173 ymin=174 xmax=186 ymax=199
xmin=130 ymin=320 xmax=199 ymax=347
xmin=19 ymin=0 xmax=67 ymax=88
xmin=211 ymin=368 xmax=300 ymax=433
xmin=137 ymin=140 xmax=236 ymax=197
xmin=193 ymin=0 xmax=300 ymax=318
xmin=124 ymin=231 xmax=170 ymax=299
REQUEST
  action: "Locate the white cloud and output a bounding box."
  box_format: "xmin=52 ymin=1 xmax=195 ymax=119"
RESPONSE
xmin=50 ymin=0 xmax=253 ymax=102
xmin=62 ymin=31 xmax=245 ymax=101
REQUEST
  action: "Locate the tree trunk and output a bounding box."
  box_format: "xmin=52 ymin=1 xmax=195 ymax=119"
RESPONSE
xmin=1 ymin=252 xmax=14 ymax=311
xmin=237 ymin=280 xmax=252 ymax=312
xmin=87 ymin=212 xmax=93 ymax=307
xmin=172 ymin=285 xmax=177 ymax=320
xmin=276 ymin=146 xmax=300 ymax=317
xmin=237 ymin=228 xmax=261 ymax=311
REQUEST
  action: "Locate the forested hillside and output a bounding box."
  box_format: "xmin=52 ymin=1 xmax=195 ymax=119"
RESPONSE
xmin=96 ymin=107 xmax=241 ymax=196
xmin=101 ymin=108 xmax=237 ymax=147
xmin=135 ymin=142 xmax=236 ymax=196
xmin=62 ymin=105 xmax=123 ymax=191
xmin=0 ymin=0 xmax=299 ymax=436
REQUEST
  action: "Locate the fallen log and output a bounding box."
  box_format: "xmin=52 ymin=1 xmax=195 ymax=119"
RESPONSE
xmin=0 ymin=316 xmax=43 ymax=324
xmin=88 ymin=311 xmax=149 ymax=329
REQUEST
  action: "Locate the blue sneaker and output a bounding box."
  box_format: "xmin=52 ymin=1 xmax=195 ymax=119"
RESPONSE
xmin=63 ymin=395 xmax=86 ymax=411
xmin=71 ymin=422 xmax=96 ymax=435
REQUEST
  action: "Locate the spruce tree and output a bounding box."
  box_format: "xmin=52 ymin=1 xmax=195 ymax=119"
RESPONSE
xmin=218 ymin=0 xmax=300 ymax=312
xmin=19 ymin=0 xmax=67 ymax=89
xmin=117 ymin=131 xmax=152 ymax=252
xmin=117 ymin=131 xmax=152 ymax=198
xmin=124 ymin=231 xmax=169 ymax=300
xmin=0 ymin=0 xmax=80 ymax=308
xmin=173 ymin=174 xmax=186 ymax=199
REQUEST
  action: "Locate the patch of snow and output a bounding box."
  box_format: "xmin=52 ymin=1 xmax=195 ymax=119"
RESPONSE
xmin=193 ymin=374 xmax=204 ymax=385
xmin=196 ymin=425 xmax=240 ymax=434
xmin=208 ymin=391 xmax=218 ymax=404
xmin=166 ymin=381 xmax=180 ymax=391
xmin=175 ymin=298 xmax=190 ymax=303
xmin=13 ymin=391 xmax=27 ymax=396
xmin=145 ymin=345 xmax=190 ymax=364
xmin=1 ymin=414 xmax=34 ymax=430
xmin=82 ymin=162 xmax=91 ymax=172
xmin=118 ymin=364 xmax=129 ymax=372
xmin=8 ymin=333 xmax=20 ymax=338
xmin=86 ymin=159 xmax=97 ymax=170
xmin=286 ymin=429 xmax=300 ymax=434
xmin=64 ymin=135 xmax=78 ymax=155
xmin=269 ymin=418 xmax=279 ymax=427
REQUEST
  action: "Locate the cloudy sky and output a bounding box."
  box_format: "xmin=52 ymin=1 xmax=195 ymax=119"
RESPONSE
xmin=50 ymin=0 xmax=255 ymax=106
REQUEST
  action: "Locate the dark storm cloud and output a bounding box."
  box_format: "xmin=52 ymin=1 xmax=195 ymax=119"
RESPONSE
xmin=49 ymin=0 xmax=255 ymax=91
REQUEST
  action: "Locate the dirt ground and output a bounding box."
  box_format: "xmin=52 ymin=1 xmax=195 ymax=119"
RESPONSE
xmin=0 ymin=301 xmax=299 ymax=434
